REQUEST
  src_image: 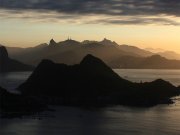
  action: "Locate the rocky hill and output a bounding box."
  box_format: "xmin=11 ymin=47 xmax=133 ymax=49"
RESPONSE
xmin=0 ymin=46 xmax=33 ymax=72
xmin=18 ymin=55 xmax=180 ymax=107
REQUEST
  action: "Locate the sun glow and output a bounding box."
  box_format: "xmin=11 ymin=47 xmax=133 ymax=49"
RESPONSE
xmin=0 ymin=9 xmax=180 ymax=53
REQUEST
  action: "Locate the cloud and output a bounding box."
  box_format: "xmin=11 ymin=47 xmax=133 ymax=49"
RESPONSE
xmin=90 ymin=17 xmax=180 ymax=26
xmin=0 ymin=0 xmax=180 ymax=25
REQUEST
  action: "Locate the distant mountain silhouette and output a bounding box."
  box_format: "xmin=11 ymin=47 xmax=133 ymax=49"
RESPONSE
xmin=157 ymin=51 xmax=180 ymax=60
xmin=4 ymin=38 xmax=180 ymax=68
xmin=82 ymin=40 xmax=97 ymax=44
xmin=145 ymin=48 xmax=180 ymax=60
xmin=145 ymin=47 xmax=165 ymax=53
xmin=99 ymin=38 xmax=119 ymax=46
xmin=49 ymin=39 xmax=57 ymax=46
xmin=109 ymin=55 xmax=180 ymax=69
xmin=118 ymin=45 xmax=153 ymax=57
xmin=0 ymin=46 xmax=34 ymax=72
xmin=7 ymin=39 xmax=138 ymax=66
xmin=18 ymin=55 xmax=180 ymax=107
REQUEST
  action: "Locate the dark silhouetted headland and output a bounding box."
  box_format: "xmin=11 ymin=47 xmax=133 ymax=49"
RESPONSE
xmin=18 ymin=54 xmax=180 ymax=107
xmin=0 ymin=86 xmax=46 ymax=117
xmin=0 ymin=54 xmax=179 ymax=117
xmin=0 ymin=46 xmax=34 ymax=72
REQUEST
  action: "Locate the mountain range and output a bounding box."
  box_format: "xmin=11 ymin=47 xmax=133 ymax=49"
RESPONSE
xmin=145 ymin=47 xmax=180 ymax=60
xmin=2 ymin=38 xmax=180 ymax=69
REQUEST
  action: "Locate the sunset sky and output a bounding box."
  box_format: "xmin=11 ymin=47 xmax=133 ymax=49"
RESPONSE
xmin=0 ymin=0 xmax=180 ymax=52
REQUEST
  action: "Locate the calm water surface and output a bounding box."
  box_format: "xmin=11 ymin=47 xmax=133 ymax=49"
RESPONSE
xmin=0 ymin=70 xmax=180 ymax=135
xmin=114 ymin=69 xmax=180 ymax=86
xmin=0 ymin=72 xmax=31 ymax=93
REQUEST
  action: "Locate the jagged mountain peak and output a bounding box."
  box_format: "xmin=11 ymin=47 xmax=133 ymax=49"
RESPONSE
xmin=80 ymin=54 xmax=102 ymax=65
xmin=100 ymin=38 xmax=119 ymax=46
xmin=0 ymin=46 xmax=9 ymax=58
xmin=49 ymin=39 xmax=57 ymax=46
xmin=59 ymin=39 xmax=80 ymax=46
xmin=80 ymin=54 xmax=115 ymax=73
xmin=0 ymin=46 xmax=33 ymax=72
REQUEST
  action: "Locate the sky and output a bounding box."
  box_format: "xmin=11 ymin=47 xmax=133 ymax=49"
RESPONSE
xmin=0 ymin=0 xmax=180 ymax=52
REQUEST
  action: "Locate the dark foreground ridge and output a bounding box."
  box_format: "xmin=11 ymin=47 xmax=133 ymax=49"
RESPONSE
xmin=0 ymin=46 xmax=33 ymax=72
xmin=18 ymin=54 xmax=180 ymax=107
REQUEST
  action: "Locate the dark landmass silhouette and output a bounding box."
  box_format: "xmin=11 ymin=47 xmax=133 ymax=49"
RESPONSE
xmin=5 ymin=38 xmax=180 ymax=69
xmin=18 ymin=54 xmax=180 ymax=107
xmin=109 ymin=55 xmax=180 ymax=69
xmin=145 ymin=48 xmax=180 ymax=60
xmin=0 ymin=86 xmax=46 ymax=118
xmin=0 ymin=54 xmax=179 ymax=117
xmin=157 ymin=51 xmax=180 ymax=60
xmin=118 ymin=44 xmax=153 ymax=57
xmin=8 ymin=39 xmax=138 ymax=66
xmin=145 ymin=47 xmax=165 ymax=53
xmin=0 ymin=46 xmax=34 ymax=72
xmin=99 ymin=38 xmax=119 ymax=46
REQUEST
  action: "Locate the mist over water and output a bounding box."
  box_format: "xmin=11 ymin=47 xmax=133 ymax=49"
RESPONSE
xmin=0 ymin=72 xmax=31 ymax=93
xmin=114 ymin=69 xmax=180 ymax=86
xmin=1 ymin=70 xmax=180 ymax=135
